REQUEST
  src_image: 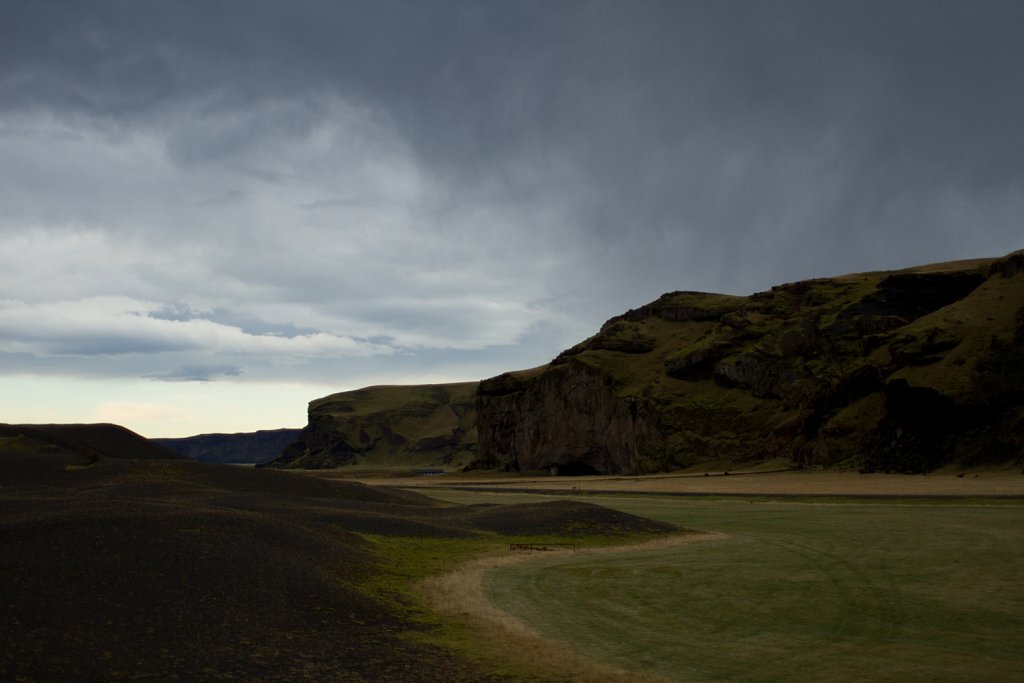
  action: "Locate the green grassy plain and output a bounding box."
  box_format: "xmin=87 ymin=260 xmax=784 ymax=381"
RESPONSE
xmin=422 ymin=490 xmax=1024 ymax=682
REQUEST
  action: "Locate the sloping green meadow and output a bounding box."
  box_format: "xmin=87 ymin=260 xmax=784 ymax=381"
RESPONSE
xmin=423 ymin=490 xmax=1024 ymax=682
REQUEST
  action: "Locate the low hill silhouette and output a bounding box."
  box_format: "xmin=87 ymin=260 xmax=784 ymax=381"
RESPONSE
xmin=1 ymin=423 xmax=181 ymax=461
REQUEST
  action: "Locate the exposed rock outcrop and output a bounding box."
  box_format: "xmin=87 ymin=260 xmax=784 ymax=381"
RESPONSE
xmin=475 ymin=360 xmax=665 ymax=474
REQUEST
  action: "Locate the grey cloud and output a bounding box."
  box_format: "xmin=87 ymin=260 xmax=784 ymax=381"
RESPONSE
xmin=149 ymin=364 xmax=243 ymax=382
xmin=2 ymin=0 xmax=1023 ymax=388
xmin=147 ymin=303 xmax=202 ymax=323
xmin=148 ymin=304 xmax=318 ymax=338
xmin=195 ymin=190 xmax=246 ymax=208
xmin=34 ymin=334 xmax=194 ymax=357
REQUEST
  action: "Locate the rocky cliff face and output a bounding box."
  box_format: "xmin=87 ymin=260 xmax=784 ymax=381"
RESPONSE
xmin=475 ymin=251 xmax=1024 ymax=474
xmin=265 ymin=383 xmax=477 ymax=469
xmin=476 ymin=360 xmax=665 ymax=474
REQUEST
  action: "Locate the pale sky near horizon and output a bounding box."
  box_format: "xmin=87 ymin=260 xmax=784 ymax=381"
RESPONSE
xmin=2 ymin=1 xmax=1023 ymax=437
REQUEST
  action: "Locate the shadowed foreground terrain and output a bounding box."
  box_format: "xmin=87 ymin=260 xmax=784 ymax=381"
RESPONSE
xmin=0 ymin=440 xmax=672 ymax=682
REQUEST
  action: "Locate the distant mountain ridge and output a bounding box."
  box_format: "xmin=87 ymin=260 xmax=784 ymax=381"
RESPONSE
xmin=155 ymin=428 xmax=302 ymax=464
xmin=270 ymin=250 xmax=1024 ymax=474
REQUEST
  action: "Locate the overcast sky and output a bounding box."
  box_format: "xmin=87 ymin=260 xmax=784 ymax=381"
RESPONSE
xmin=2 ymin=0 xmax=1023 ymax=437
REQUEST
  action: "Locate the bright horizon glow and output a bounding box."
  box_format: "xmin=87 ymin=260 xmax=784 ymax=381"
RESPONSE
xmin=0 ymin=370 xmax=490 ymax=439
xmin=0 ymin=375 xmax=344 ymax=439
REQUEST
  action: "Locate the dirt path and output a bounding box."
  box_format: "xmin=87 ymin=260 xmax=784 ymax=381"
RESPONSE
xmin=349 ymin=469 xmax=1024 ymax=497
xmin=418 ymin=532 xmax=723 ymax=682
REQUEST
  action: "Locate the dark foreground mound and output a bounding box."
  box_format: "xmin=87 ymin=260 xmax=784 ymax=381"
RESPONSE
xmin=0 ymin=447 xmax=673 ymax=681
xmin=1 ymin=423 xmax=181 ymax=462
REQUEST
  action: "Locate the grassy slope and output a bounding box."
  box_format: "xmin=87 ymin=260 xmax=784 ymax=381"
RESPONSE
xmin=884 ymin=265 xmax=1024 ymax=395
xmin=425 ymin=488 xmax=1024 ymax=683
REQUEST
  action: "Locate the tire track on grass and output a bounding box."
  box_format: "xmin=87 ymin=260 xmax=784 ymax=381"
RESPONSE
xmin=419 ymin=532 xmax=722 ymax=683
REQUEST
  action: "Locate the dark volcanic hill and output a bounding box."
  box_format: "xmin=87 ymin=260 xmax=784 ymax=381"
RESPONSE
xmin=154 ymin=428 xmax=302 ymax=464
xmin=0 ymin=441 xmax=670 ymax=681
xmin=477 ymin=251 xmax=1024 ymax=474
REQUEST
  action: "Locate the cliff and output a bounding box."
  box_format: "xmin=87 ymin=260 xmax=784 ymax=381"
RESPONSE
xmin=265 ymin=382 xmax=477 ymax=469
xmin=476 ymin=361 xmax=666 ymax=474
xmin=476 ymin=251 xmax=1024 ymax=474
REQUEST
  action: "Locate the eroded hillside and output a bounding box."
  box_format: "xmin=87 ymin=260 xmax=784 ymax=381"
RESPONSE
xmin=476 ymin=251 xmax=1024 ymax=474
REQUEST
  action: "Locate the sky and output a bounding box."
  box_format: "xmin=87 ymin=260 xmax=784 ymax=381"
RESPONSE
xmin=2 ymin=0 xmax=1023 ymax=438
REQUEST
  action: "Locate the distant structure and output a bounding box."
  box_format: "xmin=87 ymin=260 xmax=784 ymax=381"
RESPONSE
xmin=411 ymin=467 xmax=446 ymax=476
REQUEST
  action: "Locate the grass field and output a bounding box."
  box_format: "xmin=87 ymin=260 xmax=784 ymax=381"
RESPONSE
xmin=421 ymin=489 xmax=1024 ymax=682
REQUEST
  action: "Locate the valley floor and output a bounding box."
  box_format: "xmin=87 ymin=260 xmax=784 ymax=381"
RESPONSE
xmin=6 ymin=451 xmax=1022 ymax=681
xmin=413 ymin=486 xmax=1024 ymax=683
xmin=341 ymin=467 xmax=1024 ymax=498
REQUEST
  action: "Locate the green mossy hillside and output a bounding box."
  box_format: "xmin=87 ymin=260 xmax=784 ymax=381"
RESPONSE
xmin=268 ymin=382 xmax=479 ymax=470
xmin=477 ymin=251 xmax=1024 ymax=474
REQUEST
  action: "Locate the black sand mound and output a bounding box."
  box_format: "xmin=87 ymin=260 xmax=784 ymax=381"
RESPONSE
xmin=1 ymin=449 xmax=675 ymax=681
xmin=448 ymin=499 xmax=677 ymax=536
xmin=0 ymin=457 xmax=507 ymax=681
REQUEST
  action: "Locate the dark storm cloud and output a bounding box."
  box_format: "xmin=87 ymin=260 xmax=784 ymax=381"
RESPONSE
xmin=2 ymin=0 xmax=1023 ymax=386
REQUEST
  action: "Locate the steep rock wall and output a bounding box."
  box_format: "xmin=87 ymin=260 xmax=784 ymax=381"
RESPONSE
xmin=476 ymin=359 xmax=665 ymax=474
